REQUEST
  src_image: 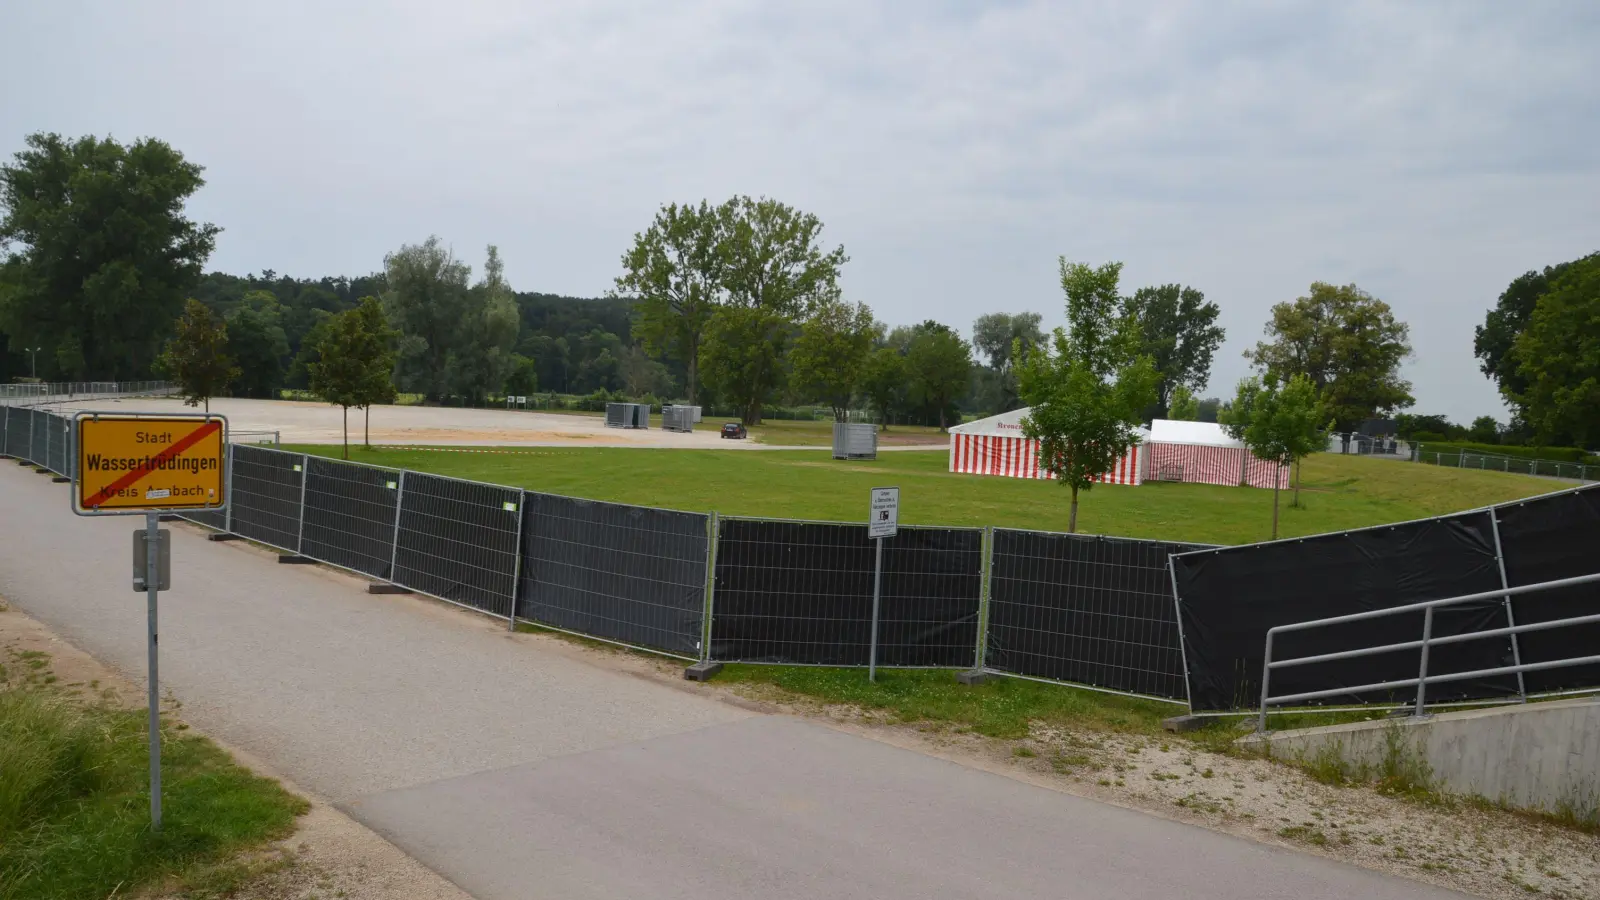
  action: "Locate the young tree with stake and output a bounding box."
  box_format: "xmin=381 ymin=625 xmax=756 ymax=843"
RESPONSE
xmin=1017 ymin=260 xmax=1158 ymax=533
xmin=1221 ymin=373 xmax=1328 ymax=539
xmin=157 ymin=299 xmax=238 ymax=412
xmin=310 ymin=298 xmax=397 ymax=459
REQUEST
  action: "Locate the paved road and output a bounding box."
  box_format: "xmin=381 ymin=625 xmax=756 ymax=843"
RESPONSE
xmin=0 ymin=466 xmax=1466 ymax=900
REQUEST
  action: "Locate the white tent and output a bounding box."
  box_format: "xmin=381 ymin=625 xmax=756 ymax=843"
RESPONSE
xmin=948 ymin=408 xmax=1144 ymax=485
xmin=1144 ymin=419 xmax=1286 ymax=489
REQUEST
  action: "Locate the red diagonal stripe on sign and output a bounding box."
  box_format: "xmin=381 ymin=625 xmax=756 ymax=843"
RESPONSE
xmin=85 ymin=420 xmax=223 ymax=509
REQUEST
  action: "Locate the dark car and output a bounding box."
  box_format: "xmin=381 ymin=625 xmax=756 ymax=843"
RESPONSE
xmin=721 ymin=422 xmax=747 ymax=440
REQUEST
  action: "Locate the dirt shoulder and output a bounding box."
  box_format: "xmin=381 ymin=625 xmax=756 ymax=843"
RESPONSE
xmin=0 ymin=599 xmax=472 ymax=900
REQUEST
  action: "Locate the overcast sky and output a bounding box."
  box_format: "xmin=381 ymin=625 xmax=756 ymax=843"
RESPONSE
xmin=4 ymin=1 xmax=1598 ymax=421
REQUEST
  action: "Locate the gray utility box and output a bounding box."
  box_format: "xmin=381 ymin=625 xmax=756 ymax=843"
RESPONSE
xmin=662 ymin=405 xmax=695 ymax=433
xmin=832 ymin=422 xmax=878 ymax=460
xmin=605 ymin=402 xmax=650 ymax=429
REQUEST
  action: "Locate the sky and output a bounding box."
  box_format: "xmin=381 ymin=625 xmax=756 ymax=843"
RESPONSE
xmin=3 ymin=1 xmax=1598 ymax=423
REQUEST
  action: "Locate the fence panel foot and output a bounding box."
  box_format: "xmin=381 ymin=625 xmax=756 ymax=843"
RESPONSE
xmin=277 ymin=555 xmax=317 ymax=565
xmin=367 ymin=583 xmax=413 ymax=595
xmin=206 ymin=532 xmax=241 ymax=542
xmin=683 ymin=661 xmax=723 ymax=682
xmin=1162 ymin=714 xmax=1205 ymax=733
xmin=957 ymin=669 xmax=998 ymax=685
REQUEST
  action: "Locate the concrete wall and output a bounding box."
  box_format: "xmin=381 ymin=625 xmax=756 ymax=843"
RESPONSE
xmin=1239 ymin=696 xmax=1600 ymax=821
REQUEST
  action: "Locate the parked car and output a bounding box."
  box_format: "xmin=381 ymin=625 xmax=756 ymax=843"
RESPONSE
xmin=721 ymin=422 xmax=747 ymax=440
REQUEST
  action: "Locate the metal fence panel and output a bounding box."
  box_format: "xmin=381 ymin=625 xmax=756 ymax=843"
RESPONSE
xmin=301 ymin=456 xmax=402 ymax=579
xmin=710 ymin=519 xmax=982 ymax=667
xmin=394 ymin=473 xmax=521 ymax=618
xmin=987 ymin=530 xmax=1210 ymax=700
xmin=47 ymin=413 xmax=70 ymax=476
xmin=1494 ymin=484 xmax=1600 ymax=693
xmin=30 ymin=409 xmax=46 ymax=467
xmin=228 ymin=445 xmax=305 ymax=551
xmin=3 ymin=407 xmax=23 ymax=458
xmin=517 ymin=493 xmax=709 ymax=657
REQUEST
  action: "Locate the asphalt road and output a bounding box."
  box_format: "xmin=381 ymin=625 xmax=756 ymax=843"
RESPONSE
xmin=0 ymin=465 xmax=1468 ymax=900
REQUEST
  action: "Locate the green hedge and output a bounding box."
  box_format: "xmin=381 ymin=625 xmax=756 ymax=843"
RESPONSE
xmin=1414 ymin=441 xmax=1598 ymax=465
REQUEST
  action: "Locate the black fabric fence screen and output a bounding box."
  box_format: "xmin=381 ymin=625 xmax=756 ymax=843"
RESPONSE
xmin=1171 ymin=511 xmax=1519 ymax=713
xmin=393 ymin=473 xmax=521 ymax=618
xmin=228 ymin=445 xmax=305 ymax=552
xmin=518 ymin=494 xmax=709 ymax=658
xmin=301 ymin=457 xmax=402 ymax=580
xmin=1494 ymin=486 xmax=1600 ymax=693
xmin=710 ymin=519 xmax=983 ymax=667
xmin=986 ymin=530 xmax=1212 ymax=700
xmin=4 ymin=407 xmax=26 ymax=458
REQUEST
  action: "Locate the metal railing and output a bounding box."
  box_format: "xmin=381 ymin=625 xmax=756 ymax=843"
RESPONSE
xmin=1257 ymin=571 xmax=1600 ymax=731
xmin=0 ymin=381 xmax=172 ymax=406
xmin=1412 ymin=448 xmax=1597 ymax=483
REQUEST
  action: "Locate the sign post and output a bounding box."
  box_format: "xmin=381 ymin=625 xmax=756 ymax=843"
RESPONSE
xmin=867 ymin=487 xmax=899 ymax=683
xmin=72 ymin=412 xmax=227 ymax=832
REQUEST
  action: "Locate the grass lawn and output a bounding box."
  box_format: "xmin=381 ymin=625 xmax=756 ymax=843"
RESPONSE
xmin=292 ymin=444 xmax=1561 ymax=545
xmin=0 ymin=646 xmax=307 ymax=899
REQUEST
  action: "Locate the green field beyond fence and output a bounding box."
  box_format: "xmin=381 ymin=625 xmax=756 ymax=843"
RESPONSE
xmin=291 ymin=445 xmax=1559 ymax=546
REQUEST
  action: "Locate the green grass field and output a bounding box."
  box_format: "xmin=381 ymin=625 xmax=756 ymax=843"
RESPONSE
xmin=293 ymin=444 xmax=1560 ymax=545
xmin=0 ymin=646 xmax=306 ymax=899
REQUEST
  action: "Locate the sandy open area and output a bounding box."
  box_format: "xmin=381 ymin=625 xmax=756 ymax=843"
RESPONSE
xmin=44 ymin=396 xmax=810 ymax=449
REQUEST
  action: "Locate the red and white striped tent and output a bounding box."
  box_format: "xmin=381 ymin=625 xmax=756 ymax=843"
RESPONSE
xmin=947 ymin=408 xmax=1145 ymax=485
xmin=1144 ymin=419 xmax=1288 ymax=489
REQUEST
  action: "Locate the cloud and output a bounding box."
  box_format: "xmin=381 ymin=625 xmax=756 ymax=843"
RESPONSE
xmin=2 ymin=0 xmax=1597 ymax=422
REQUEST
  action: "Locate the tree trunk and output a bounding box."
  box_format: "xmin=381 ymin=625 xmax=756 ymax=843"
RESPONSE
xmin=364 ymin=405 xmax=371 ymax=448
xmin=342 ymin=405 xmax=349 ymax=460
xmin=1271 ymin=480 xmax=1281 ymax=539
xmin=746 ymin=399 xmax=763 ymax=427
xmin=686 ymin=352 xmax=698 ymax=406
xmin=938 ymin=406 xmax=947 ymax=433
xmin=1293 ymin=458 xmax=1301 ymax=508
xmin=1068 ymin=485 xmax=1080 ymax=534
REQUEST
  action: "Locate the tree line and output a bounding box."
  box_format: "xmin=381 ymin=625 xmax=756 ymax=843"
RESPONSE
xmin=3 ymin=131 xmax=1595 ymax=461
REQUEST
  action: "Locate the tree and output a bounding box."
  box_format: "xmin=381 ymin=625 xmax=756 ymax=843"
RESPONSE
xmin=972 ymin=312 xmax=1046 ymax=411
xmin=1124 ymin=284 xmax=1224 ymax=417
xmin=1167 ymin=385 xmax=1199 ymax=420
xmin=706 ymin=196 xmax=847 ymax=424
xmin=1245 ymin=282 xmax=1413 ymax=431
xmin=699 ymin=306 xmax=791 ymax=425
xmin=615 ymin=201 xmax=723 ymax=403
xmin=157 ymin=299 xmax=238 ymax=412
xmin=0 ymin=133 xmax=218 ymax=378
xmin=1507 ymin=255 xmax=1600 ymax=447
xmin=619 ymin=345 xmax=674 ymax=397
xmin=382 ymin=237 xmax=472 ymax=401
xmin=309 ymin=297 xmax=397 ymax=457
xmin=225 ymin=291 xmax=290 ymax=398
xmin=1475 ymin=257 xmax=1586 ymax=410
xmin=859 ymin=346 xmax=906 ymax=431
xmin=1468 ymin=416 xmax=1501 ymax=445
xmin=504 ymin=355 xmax=539 ymax=397
xmin=1017 ymin=260 xmax=1158 ymax=533
xmin=1195 ymin=397 xmax=1221 ymax=423
xmin=905 ymin=326 xmax=973 ymax=431
xmin=446 ymin=245 xmax=519 ymax=404
xmin=790 ymin=299 xmax=878 ymax=421
xmin=1222 ymin=373 xmax=1328 ymax=538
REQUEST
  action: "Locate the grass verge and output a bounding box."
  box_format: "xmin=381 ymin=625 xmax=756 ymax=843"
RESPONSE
xmin=0 ymin=648 xmax=308 ymax=900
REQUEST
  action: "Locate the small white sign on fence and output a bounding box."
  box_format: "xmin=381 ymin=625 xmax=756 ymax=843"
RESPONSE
xmin=868 ymin=487 xmax=899 ymax=539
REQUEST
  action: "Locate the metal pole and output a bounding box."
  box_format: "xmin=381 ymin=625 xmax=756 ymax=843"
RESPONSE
xmin=145 ymin=511 xmax=162 ymax=831
xmin=1488 ymin=508 xmax=1527 ymax=701
xmin=295 ymin=454 xmax=310 ymax=554
xmin=223 ymin=444 xmax=235 ymax=533
xmin=1258 ymin=630 xmax=1274 ymax=733
xmin=702 ymin=511 xmax=719 ymax=663
xmin=974 ymin=526 xmax=993 ymax=670
xmin=388 ymin=470 xmax=406 ymax=583
xmin=508 ymin=489 xmax=525 ymax=630
xmin=869 ymin=536 xmax=884 ymax=683
xmin=1414 ymin=605 xmax=1434 ymax=717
